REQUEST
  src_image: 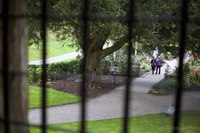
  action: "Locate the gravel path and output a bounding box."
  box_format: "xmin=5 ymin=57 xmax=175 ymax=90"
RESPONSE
xmin=29 ymin=59 xmax=200 ymax=124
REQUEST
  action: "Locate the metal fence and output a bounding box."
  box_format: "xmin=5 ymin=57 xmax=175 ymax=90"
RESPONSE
xmin=1 ymin=0 xmax=199 ymax=133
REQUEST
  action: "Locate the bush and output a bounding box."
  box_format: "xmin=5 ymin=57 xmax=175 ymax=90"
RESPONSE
xmin=140 ymin=59 xmax=151 ymax=71
xmin=160 ymin=52 xmax=173 ymax=60
xmin=190 ymin=74 xmax=200 ymax=86
xmin=149 ymin=77 xmax=176 ymax=95
xmin=101 ymin=53 xmax=150 ymax=76
xmin=28 ymin=65 xmax=42 ymax=82
xmin=101 ymin=56 xmax=139 ymax=76
xmin=183 ymin=59 xmax=200 ymax=88
xmin=100 ymin=60 xmax=112 ymax=74
xmin=28 ymin=59 xmax=81 ymax=82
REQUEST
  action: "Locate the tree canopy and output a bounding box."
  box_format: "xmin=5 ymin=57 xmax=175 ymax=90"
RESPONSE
xmin=27 ymin=0 xmax=199 ymax=56
xmin=26 ymin=0 xmax=200 ymax=88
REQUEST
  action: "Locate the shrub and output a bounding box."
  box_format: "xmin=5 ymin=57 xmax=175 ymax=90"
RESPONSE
xmin=101 ymin=56 xmax=139 ymax=76
xmin=101 ymin=53 xmax=150 ymax=76
xmin=184 ymin=59 xmax=200 ymax=87
xmin=160 ymin=52 xmax=173 ymax=60
xmin=149 ymin=77 xmax=176 ymax=95
xmin=28 ymin=65 xmax=42 ymax=82
xmin=100 ymin=60 xmax=112 ymax=74
xmin=28 ymin=59 xmax=81 ymax=82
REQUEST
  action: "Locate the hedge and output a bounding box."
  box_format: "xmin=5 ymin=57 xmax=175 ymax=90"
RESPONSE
xmin=29 ymin=58 xmax=145 ymax=82
xmin=28 ymin=59 xmax=81 ymax=82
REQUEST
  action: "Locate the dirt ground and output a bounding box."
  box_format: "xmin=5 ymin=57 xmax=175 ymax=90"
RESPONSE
xmin=47 ymin=79 xmax=119 ymax=98
xmin=31 ymin=70 xmax=146 ymax=99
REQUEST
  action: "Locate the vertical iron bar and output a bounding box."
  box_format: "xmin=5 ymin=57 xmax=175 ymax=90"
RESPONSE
xmin=173 ymin=0 xmax=188 ymax=133
xmin=80 ymin=0 xmax=89 ymax=133
xmin=2 ymin=0 xmax=10 ymax=132
xmin=123 ymin=0 xmax=135 ymax=133
xmin=41 ymin=0 xmax=47 ymax=133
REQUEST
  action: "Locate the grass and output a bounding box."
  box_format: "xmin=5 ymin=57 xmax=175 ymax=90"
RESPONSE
xmin=30 ymin=110 xmax=200 ymax=133
xmin=29 ymin=86 xmax=80 ymax=108
xmin=28 ymin=44 xmax=77 ymax=61
xmin=28 ymin=32 xmax=77 ymax=61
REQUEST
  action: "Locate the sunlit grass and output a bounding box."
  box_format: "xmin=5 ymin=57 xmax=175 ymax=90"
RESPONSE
xmin=30 ymin=110 xmax=200 ymax=133
xmin=28 ymin=33 xmax=77 ymax=61
xmin=29 ymin=86 xmax=80 ymax=108
xmin=28 ymin=44 xmax=77 ymax=61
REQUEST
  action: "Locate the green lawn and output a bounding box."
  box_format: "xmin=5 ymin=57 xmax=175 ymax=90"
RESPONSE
xmin=28 ymin=44 xmax=77 ymax=61
xmin=29 ymin=86 xmax=80 ymax=108
xmin=28 ymin=33 xmax=77 ymax=61
xmin=30 ymin=110 xmax=200 ymax=133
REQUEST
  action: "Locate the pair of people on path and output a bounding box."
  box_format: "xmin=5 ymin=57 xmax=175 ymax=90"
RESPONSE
xmin=150 ymin=56 xmax=163 ymax=75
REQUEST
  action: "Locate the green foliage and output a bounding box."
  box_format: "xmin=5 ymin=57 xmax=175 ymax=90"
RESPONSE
xmin=183 ymin=63 xmax=191 ymax=87
xmin=175 ymin=58 xmax=200 ymax=88
xmin=28 ymin=65 xmax=42 ymax=82
xmin=100 ymin=49 xmax=151 ymax=77
xmin=27 ymin=0 xmax=127 ymax=46
xmin=31 ymin=110 xmax=200 ymax=133
xmin=100 ymin=53 xmax=141 ymax=77
xmin=100 ymin=59 xmax=128 ymax=76
xmin=187 ymin=24 xmax=200 ymax=55
xmin=28 ymin=59 xmax=81 ymax=82
xmin=100 ymin=60 xmax=111 ymax=74
xmin=160 ymin=52 xmax=173 ymax=60
xmin=187 ymin=58 xmax=200 ymax=87
xmin=134 ymin=0 xmax=200 ymax=56
xmin=27 ymin=0 xmax=200 ymax=57
xmin=190 ymin=75 xmax=200 ymax=87
xmin=151 ymin=58 xmax=200 ymax=95
xmin=29 ymin=86 xmax=80 ymax=108
xmin=27 ymin=0 xmax=200 ymax=80
xmin=140 ymin=61 xmax=151 ymax=72
xmin=139 ymin=56 xmax=151 ymax=71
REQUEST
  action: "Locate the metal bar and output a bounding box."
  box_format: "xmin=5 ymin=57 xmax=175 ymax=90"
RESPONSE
xmin=123 ymin=0 xmax=135 ymax=133
xmin=172 ymin=0 xmax=188 ymax=133
xmin=2 ymin=0 xmax=10 ymax=132
xmin=80 ymin=0 xmax=89 ymax=133
xmin=41 ymin=0 xmax=48 ymax=132
xmin=1 ymin=14 xmax=200 ymax=25
xmin=48 ymin=15 xmax=200 ymax=24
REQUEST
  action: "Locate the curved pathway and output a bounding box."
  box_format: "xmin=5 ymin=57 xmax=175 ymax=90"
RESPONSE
xmin=29 ymin=59 xmax=200 ymax=124
xmin=29 ymin=51 xmax=81 ymax=65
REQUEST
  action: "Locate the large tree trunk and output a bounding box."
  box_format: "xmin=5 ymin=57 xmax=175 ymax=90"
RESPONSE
xmin=85 ymin=35 xmax=130 ymax=89
xmin=0 ymin=0 xmax=28 ymax=133
xmin=86 ymin=50 xmax=101 ymax=89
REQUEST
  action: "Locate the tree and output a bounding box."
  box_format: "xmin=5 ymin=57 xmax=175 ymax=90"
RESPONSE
xmin=27 ymin=0 xmax=131 ymax=88
xmin=0 ymin=0 xmax=28 ymax=133
xmin=135 ymin=0 xmax=200 ymax=56
xmin=27 ymin=0 xmax=200 ymax=88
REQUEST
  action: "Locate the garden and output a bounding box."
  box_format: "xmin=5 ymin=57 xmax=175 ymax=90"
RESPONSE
xmin=28 ymin=46 xmax=151 ymax=108
xmin=149 ymin=56 xmax=200 ymax=95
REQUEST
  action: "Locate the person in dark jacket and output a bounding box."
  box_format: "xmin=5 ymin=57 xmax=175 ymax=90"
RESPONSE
xmin=150 ymin=57 xmax=156 ymax=75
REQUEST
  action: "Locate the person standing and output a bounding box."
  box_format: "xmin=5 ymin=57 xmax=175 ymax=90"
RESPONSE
xmin=152 ymin=47 xmax=158 ymax=58
xmin=150 ymin=57 xmax=156 ymax=75
xmin=155 ymin=56 xmax=163 ymax=74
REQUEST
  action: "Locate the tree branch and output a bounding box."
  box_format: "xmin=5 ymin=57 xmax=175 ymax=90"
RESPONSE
xmin=100 ymin=35 xmax=129 ymax=59
xmin=88 ymin=31 xmax=111 ymax=53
